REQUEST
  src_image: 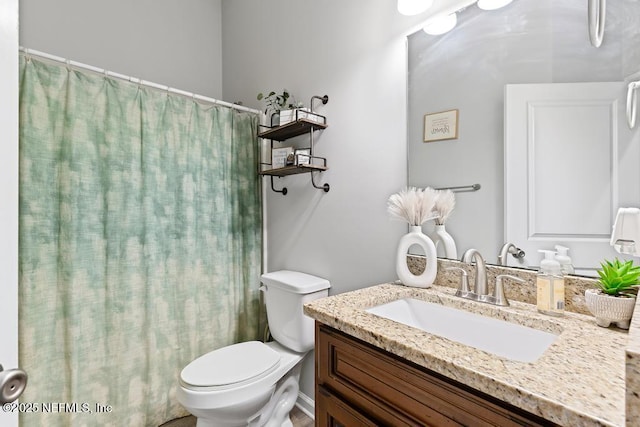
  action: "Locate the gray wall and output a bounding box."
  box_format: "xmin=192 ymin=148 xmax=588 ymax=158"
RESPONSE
xmin=220 ymin=0 xmax=432 ymax=402
xmin=19 ymin=0 xmax=224 ymax=98
xmin=408 ymin=0 xmax=640 ymax=261
xmin=221 ymin=0 xmax=415 ymax=289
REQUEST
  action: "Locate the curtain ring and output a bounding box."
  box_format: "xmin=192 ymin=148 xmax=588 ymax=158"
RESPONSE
xmin=129 ymin=77 xmax=141 ymax=90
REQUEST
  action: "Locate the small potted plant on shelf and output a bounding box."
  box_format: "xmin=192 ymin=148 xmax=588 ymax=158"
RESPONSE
xmin=257 ymin=89 xmax=304 ymax=126
xmin=585 ymin=258 xmax=640 ymax=329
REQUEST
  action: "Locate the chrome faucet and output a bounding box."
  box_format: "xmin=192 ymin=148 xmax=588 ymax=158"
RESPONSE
xmin=446 ymin=249 xmax=527 ymax=306
xmin=462 ymin=248 xmax=488 ymax=296
xmin=492 ymin=274 xmax=526 ymax=306
xmin=497 ymin=243 xmax=525 ymax=266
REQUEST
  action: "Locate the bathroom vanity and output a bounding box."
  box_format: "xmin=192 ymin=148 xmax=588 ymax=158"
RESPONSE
xmin=315 ymin=324 xmax=552 ymax=426
xmin=304 ymin=282 xmax=632 ymax=426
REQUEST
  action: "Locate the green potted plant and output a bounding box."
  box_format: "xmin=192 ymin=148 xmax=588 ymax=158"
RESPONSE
xmin=257 ymin=90 xmax=303 ymax=126
xmin=585 ymin=258 xmax=640 ymax=329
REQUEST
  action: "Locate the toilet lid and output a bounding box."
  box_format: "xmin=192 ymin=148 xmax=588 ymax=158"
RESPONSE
xmin=181 ymin=341 xmax=281 ymax=388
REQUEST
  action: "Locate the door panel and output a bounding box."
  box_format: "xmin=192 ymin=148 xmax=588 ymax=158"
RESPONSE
xmin=505 ymin=82 xmax=639 ymax=272
xmin=0 ymin=0 xmax=20 ymax=425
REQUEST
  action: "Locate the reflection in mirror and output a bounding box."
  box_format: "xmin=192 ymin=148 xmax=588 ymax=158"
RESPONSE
xmin=407 ymin=0 xmax=640 ymax=274
xmin=504 ymin=81 xmax=636 ymax=273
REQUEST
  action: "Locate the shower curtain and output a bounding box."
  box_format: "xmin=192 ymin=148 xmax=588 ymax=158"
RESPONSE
xmin=18 ymin=55 xmax=263 ymax=426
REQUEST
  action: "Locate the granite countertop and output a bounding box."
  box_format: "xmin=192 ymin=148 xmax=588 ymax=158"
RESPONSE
xmin=304 ymin=283 xmax=630 ymax=427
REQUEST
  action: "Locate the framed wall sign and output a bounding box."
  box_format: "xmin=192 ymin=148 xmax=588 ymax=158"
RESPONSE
xmin=424 ymin=109 xmax=459 ymax=142
xmin=294 ymin=148 xmax=311 ymax=165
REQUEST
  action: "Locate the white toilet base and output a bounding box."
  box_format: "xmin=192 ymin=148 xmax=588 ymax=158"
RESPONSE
xmin=179 ymin=342 xmax=305 ymax=427
xmin=256 ymin=369 xmax=300 ymax=427
xmin=193 ymin=365 xmax=301 ymax=427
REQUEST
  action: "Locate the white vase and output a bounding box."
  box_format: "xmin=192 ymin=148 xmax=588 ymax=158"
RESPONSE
xmin=396 ymin=225 xmax=438 ymax=288
xmin=429 ymin=224 xmax=457 ymax=259
xmin=585 ymin=289 xmax=637 ymax=329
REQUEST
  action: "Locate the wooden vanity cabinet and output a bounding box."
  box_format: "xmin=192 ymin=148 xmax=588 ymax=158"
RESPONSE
xmin=315 ymin=323 xmax=557 ymax=427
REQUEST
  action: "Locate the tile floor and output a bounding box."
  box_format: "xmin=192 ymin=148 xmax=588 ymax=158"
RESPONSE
xmin=159 ymin=406 xmax=313 ymax=427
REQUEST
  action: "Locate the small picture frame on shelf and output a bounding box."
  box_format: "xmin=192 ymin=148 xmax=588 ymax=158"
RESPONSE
xmin=271 ymin=147 xmax=294 ymax=169
xmin=424 ymin=109 xmax=458 ymax=142
xmin=295 ymin=149 xmax=311 ymax=165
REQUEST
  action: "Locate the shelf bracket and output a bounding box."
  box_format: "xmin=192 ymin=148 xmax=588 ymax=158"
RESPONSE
xmin=308 ymin=94 xmax=329 ymax=193
xmin=270 ymin=176 xmax=288 ymax=196
xmin=311 ymin=172 xmax=330 ymax=193
xmin=310 ymin=94 xmax=329 ymax=111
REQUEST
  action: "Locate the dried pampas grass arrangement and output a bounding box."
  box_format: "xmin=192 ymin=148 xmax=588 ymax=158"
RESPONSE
xmin=434 ymin=190 xmax=455 ymax=225
xmin=387 ymin=186 xmax=456 ymax=226
xmin=387 ymin=187 xmax=439 ymax=226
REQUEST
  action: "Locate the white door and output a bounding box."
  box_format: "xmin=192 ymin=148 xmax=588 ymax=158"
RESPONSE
xmin=0 ymin=0 xmax=20 ymax=425
xmin=505 ymin=82 xmax=640 ymax=273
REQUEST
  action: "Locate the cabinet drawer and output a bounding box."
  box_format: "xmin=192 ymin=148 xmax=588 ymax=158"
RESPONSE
xmin=316 ymin=323 xmax=555 ymax=427
xmin=316 ymin=385 xmax=378 ymax=427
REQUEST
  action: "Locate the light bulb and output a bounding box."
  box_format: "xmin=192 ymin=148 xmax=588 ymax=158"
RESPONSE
xmin=397 ymin=0 xmax=434 ymax=16
xmin=423 ymin=13 xmax=457 ymax=35
xmin=477 ymin=0 xmax=513 ymax=11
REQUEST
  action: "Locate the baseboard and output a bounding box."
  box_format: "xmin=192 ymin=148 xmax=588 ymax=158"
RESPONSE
xmin=295 ymin=391 xmax=315 ymax=420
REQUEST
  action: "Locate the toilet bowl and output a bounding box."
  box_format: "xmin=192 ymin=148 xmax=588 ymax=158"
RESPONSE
xmin=177 ymin=341 xmax=304 ymax=427
xmin=176 ymin=270 xmax=330 ymax=427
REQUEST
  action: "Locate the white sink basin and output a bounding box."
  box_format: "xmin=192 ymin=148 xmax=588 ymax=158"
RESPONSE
xmin=366 ymin=298 xmax=558 ymax=363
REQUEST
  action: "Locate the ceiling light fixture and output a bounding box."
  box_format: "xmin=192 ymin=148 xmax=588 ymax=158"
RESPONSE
xmin=397 ymin=0 xmax=434 ymax=16
xmin=423 ymin=13 xmax=458 ymax=35
xmin=477 ymin=0 xmax=513 ymax=11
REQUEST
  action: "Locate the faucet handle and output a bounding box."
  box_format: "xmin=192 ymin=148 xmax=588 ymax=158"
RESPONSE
xmin=494 ymin=274 xmax=525 ymax=306
xmin=445 ymin=267 xmax=470 ymax=293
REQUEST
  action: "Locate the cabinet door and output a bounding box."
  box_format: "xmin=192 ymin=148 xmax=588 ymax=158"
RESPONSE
xmin=316 ymin=386 xmax=378 ymax=427
xmin=316 ymin=323 xmax=555 ymax=427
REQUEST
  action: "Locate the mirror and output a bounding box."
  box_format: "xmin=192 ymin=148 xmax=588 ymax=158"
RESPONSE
xmin=407 ymin=0 xmax=640 ymax=272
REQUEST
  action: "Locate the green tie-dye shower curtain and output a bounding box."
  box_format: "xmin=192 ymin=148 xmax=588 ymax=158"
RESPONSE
xmin=18 ymin=55 xmax=263 ymax=426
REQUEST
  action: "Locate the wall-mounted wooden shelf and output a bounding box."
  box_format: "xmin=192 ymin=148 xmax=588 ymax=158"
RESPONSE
xmin=259 ymin=163 xmax=328 ymax=177
xmin=258 ymin=95 xmax=330 ymax=195
xmin=258 ymin=118 xmax=327 ymax=141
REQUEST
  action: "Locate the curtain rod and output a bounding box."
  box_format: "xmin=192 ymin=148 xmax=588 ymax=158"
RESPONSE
xmin=19 ymin=47 xmax=261 ymax=115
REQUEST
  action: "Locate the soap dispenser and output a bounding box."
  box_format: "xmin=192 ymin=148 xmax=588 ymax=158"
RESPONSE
xmin=554 ymin=245 xmax=575 ymax=275
xmin=537 ymin=250 xmax=565 ymax=316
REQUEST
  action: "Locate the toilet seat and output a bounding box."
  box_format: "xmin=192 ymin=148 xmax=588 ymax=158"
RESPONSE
xmin=180 ymin=341 xmax=281 ymax=391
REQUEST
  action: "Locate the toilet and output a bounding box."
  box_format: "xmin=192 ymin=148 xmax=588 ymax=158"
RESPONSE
xmin=177 ymin=270 xmax=330 ymax=427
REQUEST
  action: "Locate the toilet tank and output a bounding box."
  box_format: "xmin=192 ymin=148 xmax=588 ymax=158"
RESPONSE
xmin=261 ymin=270 xmax=330 ymax=353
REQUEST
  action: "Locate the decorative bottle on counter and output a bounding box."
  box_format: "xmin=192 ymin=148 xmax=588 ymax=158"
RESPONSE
xmin=537 ymin=250 xmax=565 ymax=316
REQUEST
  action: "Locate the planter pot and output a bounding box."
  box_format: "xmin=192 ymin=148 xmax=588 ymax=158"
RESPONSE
xmin=584 ymin=289 xmax=637 ymax=329
xmin=270 ymin=112 xmax=280 ymax=127
xmin=396 ymin=225 xmax=437 ymax=288
xmin=279 ymin=108 xmax=325 ymax=125
xmin=279 ymin=109 xmax=300 ymax=125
